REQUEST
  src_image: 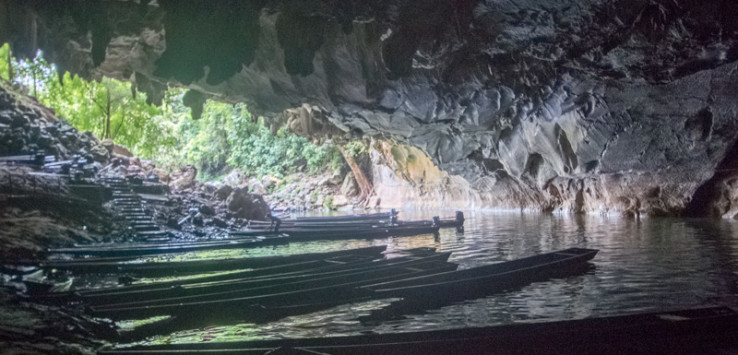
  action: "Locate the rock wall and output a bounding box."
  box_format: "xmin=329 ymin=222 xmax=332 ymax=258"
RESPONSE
xmin=2 ymin=0 xmax=738 ymax=216
xmin=371 ymin=140 xmax=482 ymax=210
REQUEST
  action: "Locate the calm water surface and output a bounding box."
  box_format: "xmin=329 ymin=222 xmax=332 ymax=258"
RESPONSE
xmin=137 ymin=211 xmax=738 ymax=345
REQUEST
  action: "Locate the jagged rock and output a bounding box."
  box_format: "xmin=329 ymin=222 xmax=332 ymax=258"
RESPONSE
xmin=88 ymin=144 xmax=109 ymax=163
xmin=5 ymin=1 xmax=738 ymax=215
xmin=126 ymin=165 xmax=142 ymax=175
xmin=223 ymin=169 xmax=246 ymax=187
xmin=170 ymin=165 xmax=197 ymax=190
xmin=225 ymin=188 xmax=270 ymax=220
xmin=340 ymin=172 xmax=359 ymax=197
xmin=207 ymin=217 xmax=229 ymax=228
xmin=213 ymin=185 xmax=233 ymax=201
xmin=262 ymin=176 xmax=280 ymax=190
xmin=332 ymin=195 xmax=349 ymax=208
xmin=198 ymin=204 xmax=215 ymax=216
xmin=249 ymin=180 xmax=266 ymax=195
xmin=151 ymin=168 xmax=170 ymax=184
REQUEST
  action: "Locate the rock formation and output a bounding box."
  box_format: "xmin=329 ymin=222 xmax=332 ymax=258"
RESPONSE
xmin=2 ymin=0 xmax=738 ymax=216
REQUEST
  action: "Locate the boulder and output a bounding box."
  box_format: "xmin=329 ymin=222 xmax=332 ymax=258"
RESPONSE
xmin=213 ymin=185 xmax=233 ymax=200
xmin=89 ymin=144 xmax=110 ymax=163
xmin=151 ymin=168 xmax=170 ymax=183
xmin=225 ymin=187 xmax=270 ymax=220
xmin=126 ymin=165 xmax=142 ymax=175
xmin=332 ymin=195 xmax=349 ymax=208
xmin=340 ymin=172 xmax=359 ymax=197
xmin=113 ymin=144 xmax=134 ymax=157
xmin=223 ymin=169 xmax=246 ymax=187
xmin=249 ymin=180 xmax=266 ymax=195
xmin=170 ymin=165 xmax=197 ymax=190
xmin=262 ymin=175 xmax=281 ymax=189
xmin=226 ymin=188 xmax=250 ymax=212
xmin=198 ymin=204 xmax=215 ymax=216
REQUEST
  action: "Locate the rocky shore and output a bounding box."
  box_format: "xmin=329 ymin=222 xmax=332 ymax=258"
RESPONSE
xmin=0 ymin=86 xmax=279 ymax=354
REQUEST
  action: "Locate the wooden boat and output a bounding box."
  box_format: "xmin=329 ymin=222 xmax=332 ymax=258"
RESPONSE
xmin=91 ymin=260 xmax=458 ymax=321
xmin=73 ymin=247 xmax=437 ymax=297
xmin=42 ymin=245 xmax=388 ymax=275
xmin=84 ymin=252 xmax=453 ymax=308
xmin=47 ymin=235 xmax=289 ymax=257
xmin=230 ymin=224 xmax=440 ymax=241
xmin=293 ymin=211 xmax=397 ymax=222
xmin=99 ymin=306 xmax=738 ymax=355
xmin=363 ymin=248 xmax=598 ymax=300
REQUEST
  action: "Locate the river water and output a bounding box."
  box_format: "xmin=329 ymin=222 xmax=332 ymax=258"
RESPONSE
xmin=139 ymin=211 xmax=738 ymax=345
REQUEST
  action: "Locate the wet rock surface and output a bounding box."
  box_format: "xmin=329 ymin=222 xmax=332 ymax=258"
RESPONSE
xmin=0 ymin=288 xmax=117 ymax=355
xmin=0 ymin=90 xmax=123 ymax=354
xmin=3 ymin=0 xmax=738 ymax=215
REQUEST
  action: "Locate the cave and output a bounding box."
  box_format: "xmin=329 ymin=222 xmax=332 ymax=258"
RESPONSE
xmin=1 ymin=0 xmax=738 ymax=353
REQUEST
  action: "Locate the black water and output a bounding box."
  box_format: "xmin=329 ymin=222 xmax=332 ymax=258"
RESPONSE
xmin=131 ymin=211 xmax=738 ymax=345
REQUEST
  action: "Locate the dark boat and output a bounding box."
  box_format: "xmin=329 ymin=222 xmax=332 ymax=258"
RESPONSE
xmin=84 ymin=252 xmax=453 ymax=308
xmin=47 ymin=235 xmax=289 ymax=257
xmin=91 ymin=259 xmax=458 ymax=321
xmin=42 ymin=245 xmax=388 ymax=276
xmin=230 ymin=224 xmax=440 ymax=241
xmin=292 ymin=211 xmax=397 ymax=222
xmin=234 ymin=211 xmax=463 ymax=237
xmin=99 ymin=306 xmax=738 ymax=355
xmin=363 ymin=248 xmax=598 ymax=300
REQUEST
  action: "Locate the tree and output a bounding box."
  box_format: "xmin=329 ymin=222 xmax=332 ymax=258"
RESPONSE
xmin=1 ymin=43 xmax=342 ymax=182
xmin=0 ymin=43 xmax=12 ymax=82
xmin=338 ymin=140 xmax=374 ymax=205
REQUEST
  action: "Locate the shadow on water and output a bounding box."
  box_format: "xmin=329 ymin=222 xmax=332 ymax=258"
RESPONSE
xmin=128 ymin=211 xmax=738 ymax=346
xmin=359 ymin=263 xmax=597 ymax=324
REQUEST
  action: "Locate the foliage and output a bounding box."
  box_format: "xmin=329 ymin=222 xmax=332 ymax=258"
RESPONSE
xmin=41 ymin=73 xmax=170 ymax=155
xmin=345 ymin=140 xmax=367 ymax=157
xmin=0 ymin=43 xmax=10 ymax=81
xmin=2 ymin=43 xmax=344 ymax=182
xmin=324 ymin=196 xmax=334 ymax=210
xmin=5 ymin=48 xmax=173 ymax=159
xmin=150 ymin=96 xmax=344 ymax=180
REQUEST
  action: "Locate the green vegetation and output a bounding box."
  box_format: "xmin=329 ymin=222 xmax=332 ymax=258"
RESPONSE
xmin=1 ymin=44 xmax=344 ymax=181
xmin=344 ymin=140 xmax=367 ymax=157
xmin=0 ymin=43 xmax=13 ymax=82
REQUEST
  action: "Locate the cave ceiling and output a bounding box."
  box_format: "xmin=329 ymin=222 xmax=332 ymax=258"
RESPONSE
xmin=1 ymin=0 xmax=738 ymax=213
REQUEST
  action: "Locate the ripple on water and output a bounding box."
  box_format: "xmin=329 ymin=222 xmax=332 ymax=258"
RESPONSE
xmin=129 ymin=211 xmax=738 ymax=346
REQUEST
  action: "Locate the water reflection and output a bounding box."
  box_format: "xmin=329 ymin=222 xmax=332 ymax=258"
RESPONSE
xmin=134 ymin=211 xmax=738 ymax=346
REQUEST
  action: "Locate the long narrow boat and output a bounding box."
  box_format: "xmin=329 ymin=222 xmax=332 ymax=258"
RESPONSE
xmin=101 ymin=248 xmax=596 ymax=341
xmin=363 ymin=248 xmax=598 ymax=300
xmin=47 ymin=235 xmax=289 ymax=257
xmin=43 ymin=245 xmax=388 ymax=275
xmin=292 ymin=211 xmax=397 ymax=222
xmin=72 ymin=247 xmax=437 ymax=298
xmin=85 ymin=252 xmax=453 ymax=308
xmin=230 ymin=224 xmax=440 ymax=241
xmin=91 ymin=260 xmax=458 ymax=321
xmin=99 ymin=306 xmax=738 ymax=355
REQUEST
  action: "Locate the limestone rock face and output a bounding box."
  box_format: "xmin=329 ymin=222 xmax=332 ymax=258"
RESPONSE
xmin=3 ymin=0 xmax=738 ymax=215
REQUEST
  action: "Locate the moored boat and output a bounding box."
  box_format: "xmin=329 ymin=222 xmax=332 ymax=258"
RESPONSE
xmin=83 ymin=251 xmax=452 ymax=308
xmin=42 ymin=245 xmax=388 ymax=275
xmin=47 ymin=234 xmax=289 ymax=257
xmin=363 ymin=248 xmax=598 ymax=300
xmin=99 ymin=306 xmax=738 ymax=355
xmin=91 ymin=259 xmax=458 ymax=321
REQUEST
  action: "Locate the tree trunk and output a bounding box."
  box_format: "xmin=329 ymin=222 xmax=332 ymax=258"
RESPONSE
xmin=104 ymin=87 xmax=111 ymax=139
xmin=32 ymin=63 xmax=37 ymax=97
xmin=7 ymin=43 xmax=13 ymax=82
xmin=338 ymin=146 xmax=373 ymax=205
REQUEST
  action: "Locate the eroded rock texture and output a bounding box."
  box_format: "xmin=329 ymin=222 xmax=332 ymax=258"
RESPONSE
xmin=2 ymin=0 xmax=738 ymax=215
